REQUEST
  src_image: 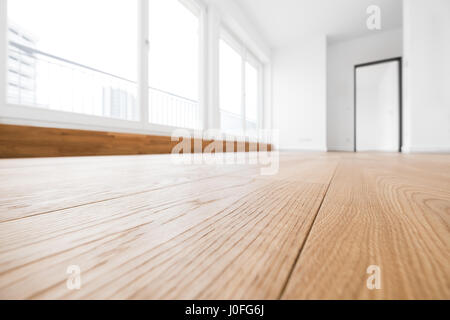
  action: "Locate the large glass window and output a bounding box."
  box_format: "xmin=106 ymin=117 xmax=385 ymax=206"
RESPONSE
xmin=219 ymin=39 xmax=242 ymax=135
xmin=148 ymin=0 xmax=201 ymax=129
xmin=219 ymin=32 xmax=261 ymax=137
xmin=4 ymin=1 xmax=264 ymax=135
xmin=7 ymin=0 xmax=138 ymax=120
xmin=245 ymin=61 xmax=259 ymax=133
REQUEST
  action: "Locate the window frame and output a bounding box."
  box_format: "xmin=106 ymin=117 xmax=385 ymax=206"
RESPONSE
xmin=0 ymin=0 xmax=266 ymax=138
xmin=4 ymin=0 xmax=144 ymax=125
xmin=147 ymin=0 xmax=204 ymax=130
xmin=244 ymin=50 xmax=263 ymax=131
xmin=218 ymin=32 xmax=244 ymax=136
xmin=0 ymin=0 xmax=207 ymax=135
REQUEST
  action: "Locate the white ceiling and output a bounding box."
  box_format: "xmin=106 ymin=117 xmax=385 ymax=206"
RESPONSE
xmin=232 ymin=0 xmax=403 ymax=48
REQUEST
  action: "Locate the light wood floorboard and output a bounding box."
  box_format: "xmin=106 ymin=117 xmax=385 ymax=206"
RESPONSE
xmin=0 ymin=152 xmax=449 ymax=299
xmin=282 ymin=153 xmax=450 ymax=299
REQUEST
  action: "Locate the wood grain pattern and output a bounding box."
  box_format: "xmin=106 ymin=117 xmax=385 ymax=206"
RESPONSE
xmin=0 ymin=124 xmax=271 ymax=158
xmin=0 ymin=155 xmax=261 ymax=222
xmin=0 ymin=153 xmax=337 ymax=299
xmin=282 ymin=153 xmax=450 ymax=300
xmin=0 ymin=152 xmax=449 ymax=299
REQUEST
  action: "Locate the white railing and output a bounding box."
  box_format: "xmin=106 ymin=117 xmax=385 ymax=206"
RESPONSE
xmin=7 ymin=41 xmax=200 ymax=128
xmin=149 ymin=86 xmax=201 ymax=129
xmin=220 ymin=109 xmax=258 ymax=139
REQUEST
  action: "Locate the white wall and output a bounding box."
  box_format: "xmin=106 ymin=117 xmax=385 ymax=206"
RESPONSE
xmin=273 ymin=36 xmax=327 ymax=151
xmin=403 ymin=0 xmax=450 ymax=153
xmin=327 ymin=29 xmax=403 ymax=151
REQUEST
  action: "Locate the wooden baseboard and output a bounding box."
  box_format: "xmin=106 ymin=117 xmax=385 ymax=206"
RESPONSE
xmin=0 ymin=124 xmax=272 ymax=158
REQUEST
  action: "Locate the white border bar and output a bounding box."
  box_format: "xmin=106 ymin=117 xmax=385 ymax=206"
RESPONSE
xmin=0 ymin=0 xmax=7 ymax=106
xmin=138 ymin=0 xmax=149 ymax=126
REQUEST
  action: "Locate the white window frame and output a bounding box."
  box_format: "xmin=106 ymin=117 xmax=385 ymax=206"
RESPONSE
xmin=0 ymin=0 xmax=207 ymax=136
xmin=218 ymin=26 xmax=264 ymax=137
xmin=146 ymin=0 xmax=205 ymax=130
xmin=0 ymin=0 xmax=7 ymax=111
xmin=244 ymin=50 xmax=264 ymax=131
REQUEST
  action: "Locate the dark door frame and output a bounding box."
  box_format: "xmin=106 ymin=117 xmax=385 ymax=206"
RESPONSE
xmin=354 ymin=57 xmax=403 ymax=153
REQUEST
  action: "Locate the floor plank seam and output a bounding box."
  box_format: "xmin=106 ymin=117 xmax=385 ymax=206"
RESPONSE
xmin=0 ymin=166 xmax=257 ymax=224
xmin=277 ymin=163 xmax=339 ymax=299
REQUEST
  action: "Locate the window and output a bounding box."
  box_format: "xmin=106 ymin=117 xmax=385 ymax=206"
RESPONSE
xmin=245 ymin=60 xmax=259 ymax=136
xmin=148 ymin=0 xmax=201 ymax=129
xmin=219 ymin=39 xmax=242 ymax=136
xmin=7 ymin=0 xmax=138 ymax=120
xmin=219 ymin=30 xmax=261 ymax=137
xmin=2 ymin=1 xmax=266 ymax=136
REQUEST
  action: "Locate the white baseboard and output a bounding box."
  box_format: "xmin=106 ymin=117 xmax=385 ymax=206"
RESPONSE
xmin=327 ymin=146 xmax=353 ymax=152
xmin=403 ymin=146 xmax=450 ymax=154
xmin=277 ymin=147 xmax=328 ymax=152
xmin=276 ymin=145 xmax=450 ymax=154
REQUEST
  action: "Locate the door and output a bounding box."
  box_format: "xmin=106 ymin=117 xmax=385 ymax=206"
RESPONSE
xmin=355 ymin=59 xmax=401 ymax=152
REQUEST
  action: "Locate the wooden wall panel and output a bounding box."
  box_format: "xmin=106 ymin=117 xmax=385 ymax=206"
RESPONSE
xmin=0 ymin=124 xmax=272 ymax=158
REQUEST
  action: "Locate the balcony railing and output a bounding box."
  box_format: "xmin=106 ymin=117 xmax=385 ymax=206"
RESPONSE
xmin=149 ymin=86 xmax=201 ymax=129
xmin=7 ymin=41 xmax=201 ymax=129
xmin=220 ymin=109 xmax=257 ymax=137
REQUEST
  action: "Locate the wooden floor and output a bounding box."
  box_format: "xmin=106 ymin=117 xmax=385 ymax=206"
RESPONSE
xmin=0 ymin=152 xmax=448 ymax=299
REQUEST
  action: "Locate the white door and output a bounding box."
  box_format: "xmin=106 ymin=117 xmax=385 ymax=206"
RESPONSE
xmin=356 ymin=61 xmax=400 ymax=152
